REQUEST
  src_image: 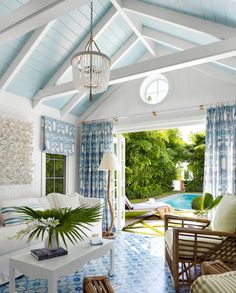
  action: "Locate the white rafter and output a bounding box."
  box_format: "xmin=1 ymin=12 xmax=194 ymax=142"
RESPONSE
xmin=0 ymin=0 xmax=88 ymax=45
xmin=123 ymin=0 xmax=236 ymax=40
xmin=32 ymin=7 xmax=117 ymax=109
xmin=60 ymin=34 xmax=139 ymax=117
xmin=143 ymin=26 xmax=236 ymax=72
xmin=0 ymin=22 xmax=55 ymax=90
xmin=111 ymin=0 xmax=157 ymax=56
xmin=32 ymin=82 xmax=77 ymax=108
xmin=34 ymin=35 xmax=236 ymax=98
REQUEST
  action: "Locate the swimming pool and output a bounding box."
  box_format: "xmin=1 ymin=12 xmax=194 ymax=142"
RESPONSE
xmin=160 ymin=193 xmax=202 ymax=210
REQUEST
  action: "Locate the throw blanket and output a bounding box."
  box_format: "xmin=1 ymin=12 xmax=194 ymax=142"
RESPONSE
xmin=191 ymin=271 xmax=236 ymax=293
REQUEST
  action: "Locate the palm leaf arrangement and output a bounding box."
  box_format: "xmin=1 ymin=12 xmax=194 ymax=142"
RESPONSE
xmin=13 ymin=205 xmax=102 ymax=249
xmin=191 ymin=193 xmax=223 ymax=215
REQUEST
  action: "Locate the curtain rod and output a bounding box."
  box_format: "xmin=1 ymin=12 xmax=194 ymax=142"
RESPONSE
xmin=82 ymin=100 xmax=236 ymax=124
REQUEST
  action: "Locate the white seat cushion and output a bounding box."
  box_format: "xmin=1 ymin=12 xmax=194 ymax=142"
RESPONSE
xmin=211 ymin=194 xmax=236 ymax=233
xmin=165 ymin=228 xmax=222 ymax=258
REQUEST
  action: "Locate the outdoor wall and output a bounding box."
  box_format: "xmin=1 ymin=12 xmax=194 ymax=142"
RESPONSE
xmin=0 ymin=91 xmax=80 ymax=201
xmin=85 ymin=67 xmax=236 ymax=132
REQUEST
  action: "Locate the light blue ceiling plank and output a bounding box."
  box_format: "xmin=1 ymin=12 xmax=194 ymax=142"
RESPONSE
xmin=70 ymin=93 xmax=103 ymax=117
xmin=0 ymin=33 xmax=31 ymax=78
xmin=0 ymin=3 xmax=10 ymax=16
xmin=43 ymin=95 xmax=74 ymax=110
xmin=113 ymin=41 xmax=148 ymax=69
xmin=224 ymin=0 xmax=236 ymax=27
xmin=60 ymin=11 xmax=89 ymax=38
xmin=46 ymin=26 xmax=78 ymax=52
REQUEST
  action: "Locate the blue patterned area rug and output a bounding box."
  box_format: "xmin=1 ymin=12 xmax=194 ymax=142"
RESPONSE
xmin=0 ymin=232 xmax=189 ymax=293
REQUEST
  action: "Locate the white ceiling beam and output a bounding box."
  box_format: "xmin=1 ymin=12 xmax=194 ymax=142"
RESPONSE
xmin=45 ymin=7 xmax=117 ymax=89
xmin=0 ymin=0 xmax=87 ymax=45
xmin=60 ymin=34 xmax=139 ymax=116
xmin=0 ymin=22 xmax=54 ymax=90
xmin=111 ymin=0 xmax=157 ymax=56
xmin=110 ymin=36 xmax=236 ymax=84
xmin=32 ymin=82 xmax=77 ymax=108
xmin=123 ymin=0 xmax=236 ymax=40
xmin=36 ymin=35 xmax=236 ymax=97
xmin=143 ymin=26 xmax=236 ymax=72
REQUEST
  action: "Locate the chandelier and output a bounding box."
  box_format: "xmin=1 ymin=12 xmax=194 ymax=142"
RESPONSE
xmin=71 ymin=0 xmax=111 ymax=101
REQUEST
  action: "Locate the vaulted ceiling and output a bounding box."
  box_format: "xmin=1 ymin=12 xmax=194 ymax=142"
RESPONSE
xmin=1 ymin=0 xmax=236 ymax=118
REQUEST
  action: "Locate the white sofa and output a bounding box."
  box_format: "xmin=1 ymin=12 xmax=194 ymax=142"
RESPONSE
xmin=0 ymin=193 xmax=103 ymax=285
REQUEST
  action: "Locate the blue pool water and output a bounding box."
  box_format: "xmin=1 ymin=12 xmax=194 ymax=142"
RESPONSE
xmin=161 ymin=193 xmax=202 ymax=210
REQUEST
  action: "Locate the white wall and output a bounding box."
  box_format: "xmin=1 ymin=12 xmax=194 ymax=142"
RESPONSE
xmin=85 ymin=67 xmax=236 ymax=132
xmin=0 ymin=90 xmax=81 ymax=201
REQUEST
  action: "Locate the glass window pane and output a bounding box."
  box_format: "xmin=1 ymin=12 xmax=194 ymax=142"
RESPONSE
xmin=55 ymin=179 xmax=64 ymax=193
xmin=55 ymin=154 xmax=65 ymax=159
xmin=140 ymin=75 xmax=169 ymax=105
xmin=55 ymin=159 xmax=64 ymax=177
xmin=46 ymin=159 xmax=54 ymax=177
xmin=46 ymin=153 xmax=54 ymax=159
xmin=158 ymin=80 xmax=168 ymax=92
xmin=146 ymin=81 xmax=157 ymax=94
xmin=46 ymin=179 xmax=54 ymax=195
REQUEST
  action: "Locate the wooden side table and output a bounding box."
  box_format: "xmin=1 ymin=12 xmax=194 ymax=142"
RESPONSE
xmin=201 ymin=260 xmax=232 ymax=275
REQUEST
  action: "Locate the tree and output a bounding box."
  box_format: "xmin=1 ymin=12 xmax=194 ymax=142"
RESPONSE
xmin=185 ymin=131 xmax=205 ymax=192
xmin=124 ymin=129 xmax=187 ymax=199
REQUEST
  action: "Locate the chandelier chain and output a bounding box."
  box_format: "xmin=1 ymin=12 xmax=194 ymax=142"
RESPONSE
xmin=90 ymin=0 xmax=93 ymax=44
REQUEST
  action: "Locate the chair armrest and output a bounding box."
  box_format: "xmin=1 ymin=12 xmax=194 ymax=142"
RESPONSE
xmin=173 ymin=227 xmax=236 ymax=238
xmin=79 ymin=196 xmax=104 ymax=207
xmin=164 ymin=214 xmax=210 ymax=231
xmin=171 ymin=227 xmax=236 ymax=261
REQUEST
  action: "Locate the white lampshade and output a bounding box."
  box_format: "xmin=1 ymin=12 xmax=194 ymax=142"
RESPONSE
xmin=98 ymin=153 xmax=120 ymax=171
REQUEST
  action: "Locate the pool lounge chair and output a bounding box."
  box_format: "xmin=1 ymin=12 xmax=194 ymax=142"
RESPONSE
xmin=125 ymin=196 xmax=173 ymax=219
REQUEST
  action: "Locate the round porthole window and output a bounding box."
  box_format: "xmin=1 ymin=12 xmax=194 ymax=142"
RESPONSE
xmin=140 ymin=74 xmax=169 ymax=105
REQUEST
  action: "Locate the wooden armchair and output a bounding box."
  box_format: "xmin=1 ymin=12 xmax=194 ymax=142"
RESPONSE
xmin=164 ymin=214 xmax=236 ymax=291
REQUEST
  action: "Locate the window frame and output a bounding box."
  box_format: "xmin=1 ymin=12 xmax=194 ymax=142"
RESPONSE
xmin=41 ymin=153 xmax=68 ymax=196
xmin=140 ymin=74 xmax=169 ymax=105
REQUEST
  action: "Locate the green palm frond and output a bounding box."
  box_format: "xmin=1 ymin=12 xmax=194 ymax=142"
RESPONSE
xmin=13 ymin=204 xmax=102 ymax=248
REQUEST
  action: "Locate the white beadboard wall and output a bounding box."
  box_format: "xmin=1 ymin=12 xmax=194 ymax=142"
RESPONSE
xmin=85 ymin=67 xmax=236 ymax=132
xmin=0 ymin=91 xmax=80 ymax=201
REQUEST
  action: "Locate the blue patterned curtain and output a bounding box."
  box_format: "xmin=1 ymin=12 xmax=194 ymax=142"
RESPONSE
xmin=42 ymin=116 xmax=76 ymax=156
xmin=204 ymin=104 xmax=236 ymax=197
xmin=79 ymin=121 xmax=113 ymax=230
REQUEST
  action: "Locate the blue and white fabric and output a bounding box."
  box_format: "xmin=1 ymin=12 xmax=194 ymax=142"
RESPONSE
xmin=79 ymin=121 xmax=113 ymax=230
xmin=204 ymin=104 xmax=236 ymax=198
xmin=42 ymin=116 xmax=76 ymax=156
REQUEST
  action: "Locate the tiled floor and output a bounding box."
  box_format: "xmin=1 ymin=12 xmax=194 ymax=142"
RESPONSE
xmin=0 ymin=232 xmax=189 ymax=293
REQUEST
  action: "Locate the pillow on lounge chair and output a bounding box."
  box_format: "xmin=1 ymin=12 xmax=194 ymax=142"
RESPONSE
xmin=211 ymin=194 xmax=236 ymax=233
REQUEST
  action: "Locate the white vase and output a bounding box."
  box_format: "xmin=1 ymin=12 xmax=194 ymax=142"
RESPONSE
xmin=44 ymin=230 xmax=59 ymax=250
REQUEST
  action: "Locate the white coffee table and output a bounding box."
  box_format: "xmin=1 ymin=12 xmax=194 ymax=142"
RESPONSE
xmin=9 ymin=239 xmax=114 ymax=293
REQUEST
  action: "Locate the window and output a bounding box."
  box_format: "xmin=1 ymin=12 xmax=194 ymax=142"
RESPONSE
xmin=140 ymin=74 xmax=169 ymax=105
xmin=46 ymin=154 xmax=66 ymax=195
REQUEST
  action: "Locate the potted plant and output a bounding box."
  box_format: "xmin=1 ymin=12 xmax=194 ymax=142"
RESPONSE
xmin=13 ymin=204 xmax=102 ymax=249
xmin=191 ymin=192 xmax=223 ymax=215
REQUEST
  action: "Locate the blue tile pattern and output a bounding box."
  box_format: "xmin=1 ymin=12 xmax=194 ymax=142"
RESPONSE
xmin=0 ymin=232 xmax=189 ymax=293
